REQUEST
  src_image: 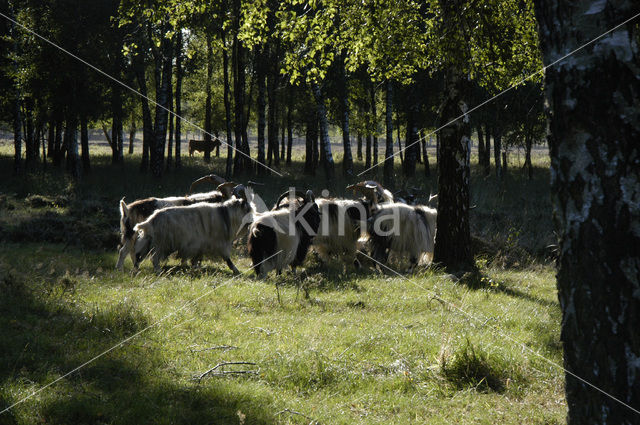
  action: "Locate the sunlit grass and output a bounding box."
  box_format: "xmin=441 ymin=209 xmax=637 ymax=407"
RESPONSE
xmin=0 ymin=141 xmax=563 ymax=424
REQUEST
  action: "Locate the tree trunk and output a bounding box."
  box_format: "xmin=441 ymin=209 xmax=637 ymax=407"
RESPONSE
xmin=357 ymin=132 xmax=363 ymax=161
xmin=534 ymin=2 xmax=640 ymax=422
xmin=166 ymin=80 xmax=174 ymax=171
xmin=312 ymin=82 xmax=335 ymax=181
xmin=221 ymin=25 xmax=233 ymax=178
xmin=151 ymin=35 xmax=173 ymax=178
xmin=135 ymin=56 xmax=153 ymax=173
xmin=80 ymin=114 xmax=90 ymax=174
xmin=493 ymin=127 xmax=502 ymax=179
xmin=111 ymin=87 xmax=124 ymax=164
xmin=267 ymin=44 xmax=279 ymax=167
xmin=304 ymin=106 xmax=317 ymax=175
xmin=64 ymin=116 xmax=80 ymax=179
xmin=422 ymin=137 xmax=430 ymax=177
xmin=477 ymin=125 xmax=485 ymax=169
xmin=404 ymin=90 xmax=418 ymax=177
xmin=524 ymin=133 xmax=532 ymax=180
xmin=129 ymin=112 xmax=136 ymax=155
xmin=383 ymin=80 xmax=394 ymax=186
xmin=12 ymin=91 xmax=21 ymax=176
xmin=204 ymin=33 xmax=213 ymax=163
xmin=232 ymin=12 xmax=245 ymax=175
xmin=47 ymin=118 xmax=55 ymax=159
xmin=365 ymin=134 xmax=372 ymax=169
xmin=53 ymin=120 xmax=63 ymax=166
xmin=371 ymin=85 xmax=378 ymax=166
xmin=286 ymin=93 xmax=293 ymax=165
xmin=256 ymin=47 xmax=267 ymax=174
xmin=340 ymin=56 xmax=354 ymax=176
xmin=174 ymin=30 xmax=183 ymax=169
xmin=432 ymin=71 xmax=472 ymax=270
xmin=24 ymin=100 xmax=36 ymax=169
xmin=396 ymin=109 xmax=403 ymax=166
xmin=281 ymin=107 xmax=286 ymax=161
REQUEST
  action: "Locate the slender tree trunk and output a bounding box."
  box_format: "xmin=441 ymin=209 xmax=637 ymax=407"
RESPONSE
xmin=204 ymin=33 xmax=213 ymax=163
xmin=312 ymin=82 xmax=335 ymax=181
xmin=395 ymin=109 xmax=403 ymax=166
xmin=477 ymin=125 xmax=485 ymax=169
xmin=111 ymin=86 xmax=124 ymax=164
xmin=304 ymin=106 xmax=317 ymax=175
xmin=47 ymin=118 xmax=55 ymax=158
xmin=267 ymin=44 xmax=279 ymax=167
xmin=64 ymin=115 xmax=80 ymax=179
xmin=493 ymin=127 xmax=502 ymax=179
xmin=256 ymin=47 xmax=267 ymax=174
xmin=357 ymin=132 xmax=363 ymax=161
xmin=371 ymin=85 xmax=378 ymax=166
xmin=286 ymin=92 xmax=293 ymax=165
xmin=232 ymin=12 xmax=245 ymax=175
xmin=432 ymin=71 xmax=472 ymax=269
xmin=135 ymin=56 xmax=153 ymax=172
xmin=175 ymin=31 xmax=183 ymax=169
xmin=80 ymin=114 xmax=90 ymax=174
xmin=383 ymin=80 xmax=394 ymax=186
xmin=166 ymin=81 xmax=174 ymax=170
xmin=53 ymin=120 xmax=63 ymax=166
xmin=151 ymin=35 xmax=173 ymax=178
xmin=535 ymin=1 xmax=640 ymax=422
xmin=482 ymin=124 xmax=491 ymax=175
xmin=24 ymin=99 xmax=36 ymax=169
xmin=365 ymin=134 xmax=372 ymax=169
xmin=221 ymin=25 xmax=233 ymax=178
xmin=524 ymin=133 xmax=532 ymax=180
xmin=281 ymin=109 xmax=286 ymax=161
xmin=129 ymin=112 xmax=135 ymax=155
xmin=404 ymin=91 xmax=418 ymax=177
xmin=12 ymin=92 xmax=21 ymax=176
xmin=340 ymin=56 xmax=354 ymax=176
xmin=422 ymin=137 xmax=430 ymax=177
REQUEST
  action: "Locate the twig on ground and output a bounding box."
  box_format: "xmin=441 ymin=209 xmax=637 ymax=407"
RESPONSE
xmin=194 ymin=362 xmax=258 ymax=382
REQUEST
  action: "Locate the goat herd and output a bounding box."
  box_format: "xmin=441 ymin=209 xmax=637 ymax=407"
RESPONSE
xmin=117 ymin=174 xmax=438 ymax=278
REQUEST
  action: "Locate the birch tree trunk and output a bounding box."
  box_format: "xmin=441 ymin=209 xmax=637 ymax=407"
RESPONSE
xmin=221 ymin=24 xmax=233 ymax=178
xmin=256 ymin=47 xmax=267 ymax=175
xmin=151 ymin=36 xmax=173 ymax=178
xmin=174 ymin=30 xmax=183 ymax=169
xmin=534 ymin=1 xmax=640 ymax=422
xmin=432 ymin=72 xmax=472 ymax=269
xmin=204 ymin=33 xmax=213 ymax=163
xmin=312 ymin=82 xmax=335 ymax=181
xmin=383 ymin=80 xmax=394 ymax=186
xmin=340 ymin=56 xmax=354 ymax=176
xmin=135 ymin=56 xmax=153 ymax=173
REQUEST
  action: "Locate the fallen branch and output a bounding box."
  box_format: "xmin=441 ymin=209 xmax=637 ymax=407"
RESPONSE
xmin=195 ymin=362 xmax=258 ymax=382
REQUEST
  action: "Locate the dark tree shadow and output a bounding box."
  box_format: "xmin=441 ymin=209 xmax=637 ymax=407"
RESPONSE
xmin=0 ymin=270 xmax=273 ymax=425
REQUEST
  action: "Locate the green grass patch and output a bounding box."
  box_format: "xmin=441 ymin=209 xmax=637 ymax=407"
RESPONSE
xmin=0 ymin=147 xmax=565 ymax=424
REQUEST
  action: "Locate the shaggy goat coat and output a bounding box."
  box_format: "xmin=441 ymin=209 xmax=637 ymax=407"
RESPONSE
xmin=367 ymin=203 xmax=437 ymax=268
xmin=133 ymin=197 xmax=253 ymax=274
xmin=117 ymin=190 xmax=230 ymax=271
xmin=312 ymin=198 xmax=371 ymax=267
xmin=248 ymin=201 xmax=321 ymax=277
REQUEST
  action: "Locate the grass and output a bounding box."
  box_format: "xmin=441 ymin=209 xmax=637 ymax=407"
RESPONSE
xmin=0 ymin=142 xmax=564 ymax=424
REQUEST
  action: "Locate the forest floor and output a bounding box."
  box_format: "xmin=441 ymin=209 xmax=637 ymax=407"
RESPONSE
xmin=0 ymin=146 xmax=566 ymax=424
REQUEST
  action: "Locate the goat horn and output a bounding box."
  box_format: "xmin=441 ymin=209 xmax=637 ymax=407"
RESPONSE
xmin=188 ymin=174 xmax=226 ymax=195
xmin=217 ymin=182 xmax=238 ymax=199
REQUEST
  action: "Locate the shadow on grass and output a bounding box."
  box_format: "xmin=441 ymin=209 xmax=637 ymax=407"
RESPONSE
xmin=458 ymin=270 xmax=558 ymax=310
xmin=0 ymin=269 xmax=273 ymax=425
